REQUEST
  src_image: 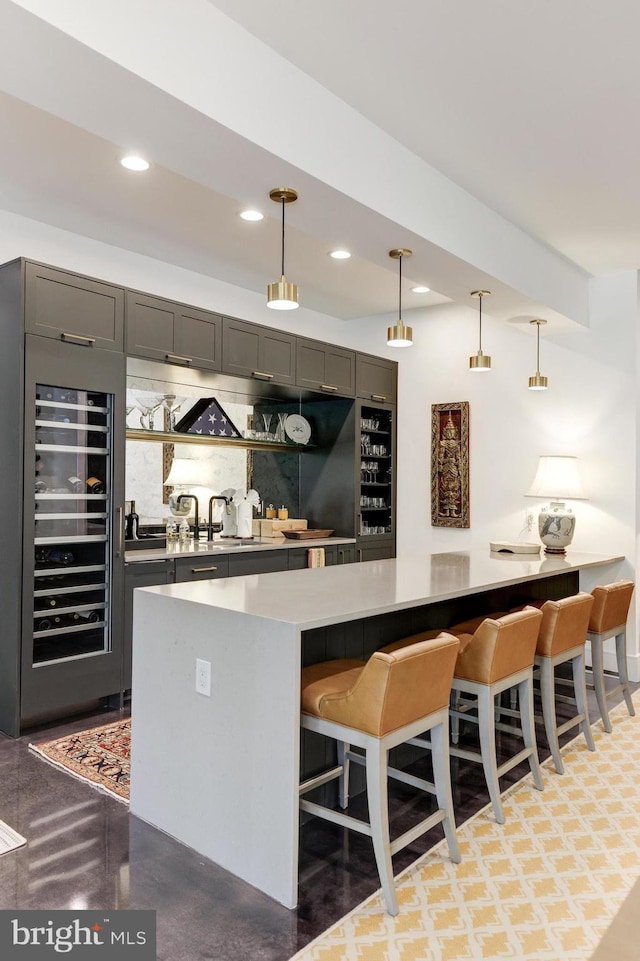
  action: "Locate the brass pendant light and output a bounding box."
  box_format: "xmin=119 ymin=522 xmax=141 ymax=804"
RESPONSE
xmin=469 ymin=290 xmax=491 ymax=371
xmin=387 ymin=248 xmax=413 ymax=347
xmin=528 ymin=319 xmax=549 ymax=390
xmin=267 ymin=187 xmax=299 ymax=310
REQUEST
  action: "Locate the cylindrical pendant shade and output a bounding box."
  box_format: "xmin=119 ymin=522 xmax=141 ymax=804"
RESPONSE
xmin=528 ymin=372 xmax=548 ymax=390
xmin=469 ymin=350 xmax=491 ymax=371
xmin=387 ymin=321 xmax=413 ymax=347
xmin=267 ymin=275 xmax=299 ymax=310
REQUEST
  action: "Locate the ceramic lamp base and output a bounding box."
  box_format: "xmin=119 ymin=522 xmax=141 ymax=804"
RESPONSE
xmin=538 ymin=503 xmax=576 ymax=555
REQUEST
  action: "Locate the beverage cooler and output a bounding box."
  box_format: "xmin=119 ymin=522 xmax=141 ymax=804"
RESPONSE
xmin=21 ymin=335 xmax=125 ymax=722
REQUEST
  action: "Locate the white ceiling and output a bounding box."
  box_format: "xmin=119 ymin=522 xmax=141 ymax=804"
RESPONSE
xmin=1 ymin=0 xmax=638 ymax=324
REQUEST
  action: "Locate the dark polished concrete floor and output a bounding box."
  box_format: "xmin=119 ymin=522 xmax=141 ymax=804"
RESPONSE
xmin=0 ymin=675 xmax=635 ymax=961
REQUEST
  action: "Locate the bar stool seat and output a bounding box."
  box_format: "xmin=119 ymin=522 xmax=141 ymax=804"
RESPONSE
xmin=530 ymin=593 xmax=596 ymax=774
xmin=587 ymin=580 xmax=635 ymax=732
xmin=448 ymin=608 xmax=544 ymax=824
xmin=299 ymin=633 xmax=461 ymax=916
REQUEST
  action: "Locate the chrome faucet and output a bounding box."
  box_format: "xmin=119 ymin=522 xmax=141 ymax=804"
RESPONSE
xmin=208 ymin=495 xmax=229 ymax=540
xmin=176 ymin=493 xmax=199 ymax=541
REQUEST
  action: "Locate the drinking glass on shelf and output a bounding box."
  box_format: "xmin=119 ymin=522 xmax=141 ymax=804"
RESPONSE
xmin=275 ymin=412 xmax=288 ymax=443
xmin=261 ymin=413 xmax=274 ymax=440
xmin=134 ymin=393 xmax=163 ymax=430
xmin=162 ymin=394 xmax=182 ymax=431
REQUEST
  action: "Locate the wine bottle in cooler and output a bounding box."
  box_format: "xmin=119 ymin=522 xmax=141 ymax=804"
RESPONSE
xmin=38 ymin=615 xmax=61 ymax=631
xmin=86 ymin=477 xmax=104 ymax=494
xmin=67 ymin=476 xmax=84 ymax=493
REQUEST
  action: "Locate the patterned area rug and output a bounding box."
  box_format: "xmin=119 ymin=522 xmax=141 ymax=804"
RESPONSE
xmin=30 ymin=718 xmax=131 ymax=804
xmin=290 ymin=694 xmax=640 ymax=961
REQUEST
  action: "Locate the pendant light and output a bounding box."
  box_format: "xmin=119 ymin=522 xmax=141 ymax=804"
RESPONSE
xmin=387 ymin=248 xmax=413 ymax=347
xmin=469 ymin=289 xmax=491 ymax=371
xmin=528 ymin=319 xmax=549 ymax=390
xmin=267 ymin=187 xmax=299 ymax=310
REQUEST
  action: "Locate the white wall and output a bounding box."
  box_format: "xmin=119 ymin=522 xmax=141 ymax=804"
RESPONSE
xmin=2 ymin=208 xmax=638 ymax=670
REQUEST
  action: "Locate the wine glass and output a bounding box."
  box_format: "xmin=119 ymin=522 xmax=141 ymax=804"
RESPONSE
xmin=134 ymin=393 xmax=163 ymax=430
xmin=162 ymin=394 xmax=182 ymax=431
xmin=261 ymin=413 xmax=273 ymax=440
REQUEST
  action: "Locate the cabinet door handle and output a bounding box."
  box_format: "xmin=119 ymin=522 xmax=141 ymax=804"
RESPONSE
xmin=320 ymin=384 xmax=338 ymax=392
xmin=371 ymin=393 xmax=387 ymax=401
xmin=191 ymin=566 xmax=218 ymax=573
xmin=252 ymin=370 xmax=274 ymax=380
xmin=165 ymin=353 xmax=192 ymax=365
xmin=357 ymin=549 xmax=362 ymax=562
xmin=116 ymin=507 xmax=123 ymax=558
xmin=60 ymin=332 xmax=96 ymax=347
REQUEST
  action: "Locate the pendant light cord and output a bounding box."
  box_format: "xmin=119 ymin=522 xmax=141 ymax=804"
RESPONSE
xmin=398 ymin=253 xmax=403 ymax=321
xmin=280 ymin=198 xmax=285 ymax=276
xmin=536 ymin=322 xmax=540 ymax=373
xmin=478 ymin=292 xmax=483 ymax=351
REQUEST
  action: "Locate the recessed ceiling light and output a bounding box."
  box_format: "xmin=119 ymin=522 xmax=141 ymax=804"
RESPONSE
xmin=239 ymin=209 xmax=264 ymax=222
xmin=329 ymin=249 xmax=351 ymax=260
xmin=120 ymin=155 xmax=150 ymax=171
xmin=411 ymin=285 xmax=430 ymax=293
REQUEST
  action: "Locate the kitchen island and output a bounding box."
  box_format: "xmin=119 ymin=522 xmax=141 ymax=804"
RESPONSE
xmin=130 ymin=548 xmax=625 ymax=908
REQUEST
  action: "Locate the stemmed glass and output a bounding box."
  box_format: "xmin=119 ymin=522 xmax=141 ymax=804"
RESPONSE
xmin=134 ymin=393 xmax=163 ymax=430
xmin=162 ymin=394 xmax=182 ymax=432
xmin=275 ymin=412 xmax=288 ymax=443
xmin=261 ymin=413 xmax=273 ymax=440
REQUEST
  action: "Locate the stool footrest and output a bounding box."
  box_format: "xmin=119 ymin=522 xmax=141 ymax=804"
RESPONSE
xmin=390 ymin=810 xmax=446 ymax=856
xmin=387 ymin=764 xmax=436 ymax=796
xmin=300 ymin=798 xmax=372 ymax=838
xmin=556 ymin=714 xmax=584 ymax=738
xmin=299 ymin=765 xmax=343 ymax=796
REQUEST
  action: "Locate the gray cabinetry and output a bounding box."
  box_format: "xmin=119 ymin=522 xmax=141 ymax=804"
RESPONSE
xmin=337 ymin=545 xmax=357 ymax=564
xmin=174 ymin=555 xmax=230 ymax=582
xmin=296 ymin=337 xmax=355 ymax=396
xmin=124 ymin=559 xmax=175 ymax=689
xmin=126 ymin=291 xmax=222 ymax=371
xmin=228 ymin=550 xmax=290 ymax=576
xmin=222 ymin=317 xmax=296 ymax=385
xmin=25 ymin=261 xmax=125 ymax=351
xmin=356 ymin=352 xmax=397 ymax=403
xmin=356 ymin=399 xmax=396 ymax=559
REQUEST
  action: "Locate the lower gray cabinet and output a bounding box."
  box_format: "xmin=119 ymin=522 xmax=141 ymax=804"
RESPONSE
xmin=228 ymin=550 xmax=289 ymax=576
xmin=174 ymin=555 xmax=230 ymax=582
xmin=337 ymin=545 xmax=356 ymax=564
xmin=124 ymin=559 xmax=175 ymax=689
xmin=357 ymin=543 xmax=395 ymax=562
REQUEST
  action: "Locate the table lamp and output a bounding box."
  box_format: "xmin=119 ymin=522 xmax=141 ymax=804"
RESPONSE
xmin=525 ymin=455 xmax=587 ymax=554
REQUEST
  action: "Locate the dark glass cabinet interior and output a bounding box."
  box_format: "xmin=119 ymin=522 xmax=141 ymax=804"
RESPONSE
xmin=22 ymin=335 xmax=125 ymax=722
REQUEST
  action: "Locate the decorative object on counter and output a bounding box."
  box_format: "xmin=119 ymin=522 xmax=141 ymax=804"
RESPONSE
xmin=277 ymin=505 xmax=289 ymax=520
xmin=525 ymin=455 xmax=587 ymax=554
xmin=284 ymin=413 xmax=311 ymax=445
xmin=528 ymin=319 xmax=549 ymax=390
xmin=307 ymin=547 xmax=325 ymax=568
xmin=469 ymin=289 xmax=492 ymax=371
xmin=165 ymin=515 xmax=178 ymax=541
xmin=266 ymin=187 xmax=299 ymax=310
xmin=30 ymin=718 xmax=131 ymax=803
xmin=252 ymin=518 xmax=307 ymax=538
xmin=489 ymin=541 xmax=540 ymax=554
xmin=235 ymin=489 xmax=261 ymax=538
xmin=164 ymin=457 xmax=202 ymax=517
xmin=266 ymin=504 xmax=276 ymax=519
xmin=178 ymin=516 xmax=191 ymax=541
xmin=282 ymin=528 xmax=334 ymax=539
xmin=386 ymin=248 xmax=413 ymax=347
xmin=431 ymin=401 xmax=470 ymax=528
xmin=174 ymin=397 xmax=241 ymax=437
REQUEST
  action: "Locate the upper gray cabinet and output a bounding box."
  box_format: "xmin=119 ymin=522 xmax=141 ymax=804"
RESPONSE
xmin=222 ymin=317 xmax=296 ymax=386
xmin=356 ymin=352 xmax=397 ymax=403
xmin=126 ymin=291 xmax=222 ymax=371
xmin=25 ymin=262 xmax=124 ymax=351
xmin=296 ymin=337 xmax=355 ymax=396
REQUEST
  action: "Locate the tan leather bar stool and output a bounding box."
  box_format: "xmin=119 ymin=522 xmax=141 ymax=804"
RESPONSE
xmin=448 ymin=608 xmax=544 ymax=824
xmin=532 ymin=593 xmax=595 ymax=774
xmin=587 ymin=580 xmax=635 ymax=733
xmin=299 ymin=634 xmax=461 ymax=917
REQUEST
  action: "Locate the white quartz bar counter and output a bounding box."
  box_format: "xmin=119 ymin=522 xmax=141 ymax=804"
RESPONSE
xmin=125 ymin=535 xmax=355 ymax=563
xmin=137 ymin=549 xmax=624 ymax=631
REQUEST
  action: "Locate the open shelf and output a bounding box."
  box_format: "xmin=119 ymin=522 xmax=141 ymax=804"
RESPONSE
xmin=126 ymin=427 xmax=313 ymax=452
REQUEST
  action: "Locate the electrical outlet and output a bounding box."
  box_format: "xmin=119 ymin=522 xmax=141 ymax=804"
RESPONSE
xmin=526 ymin=511 xmax=535 ymax=533
xmin=195 ymin=658 xmax=211 ymax=697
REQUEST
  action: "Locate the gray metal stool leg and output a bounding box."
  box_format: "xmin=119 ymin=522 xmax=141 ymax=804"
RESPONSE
xmin=539 ymin=656 xmax=564 ymax=774
xmin=616 ymin=630 xmax=636 ymax=717
xmin=477 ymin=685 xmax=505 ymax=824
xmin=337 ymin=740 xmax=350 ymax=808
xmin=366 ymin=740 xmax=397 ymax=916
xmin=589 ymin=634 xmax=611 ymax=733
xmin=573 ymin=651 xmax=595 ymax=752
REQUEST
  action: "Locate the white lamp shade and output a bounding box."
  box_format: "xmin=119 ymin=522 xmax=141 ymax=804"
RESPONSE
xmin=526 ymin=455 xmax=587 ymax=500
xmin=164 ymin=458 xmax=203 ymax=487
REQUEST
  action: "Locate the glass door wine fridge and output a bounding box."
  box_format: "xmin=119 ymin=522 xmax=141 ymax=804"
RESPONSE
xmin=22 ymin=335 xmax=125 ymax=721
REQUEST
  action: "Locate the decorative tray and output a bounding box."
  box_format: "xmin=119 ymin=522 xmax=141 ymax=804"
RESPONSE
xmin=282 ymin=529 xmax=334 ymax=540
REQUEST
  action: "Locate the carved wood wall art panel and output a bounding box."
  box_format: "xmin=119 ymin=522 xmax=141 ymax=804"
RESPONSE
xmin=431 ymin=401 xmax=470 ymax=528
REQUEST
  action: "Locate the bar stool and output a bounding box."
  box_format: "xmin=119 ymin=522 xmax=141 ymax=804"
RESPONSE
xmin=587 ymin=580 xmax=635 ymax=733
xmin=448 ymin=608 xmax=544 ymax=824
xmin=299 ymin=633 xmax=461 ymax=916
xmin=532 ymin=593 xmax=595 ymax=774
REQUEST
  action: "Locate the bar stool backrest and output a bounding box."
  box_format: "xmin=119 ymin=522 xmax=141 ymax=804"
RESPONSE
xmin=316 ymin=633 xmax=460 ymax=737
xmin=536 ymin=592 xmax=594 ymax=657
xmin=590 ymin=581 xmax=635 ymax=634
xmin=455 ymin=607 xmax=543 ymax=684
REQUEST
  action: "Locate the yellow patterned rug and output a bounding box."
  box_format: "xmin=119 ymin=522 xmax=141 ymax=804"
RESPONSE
xmin=290 ymin=695 xmax=640 ymax=961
